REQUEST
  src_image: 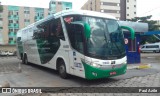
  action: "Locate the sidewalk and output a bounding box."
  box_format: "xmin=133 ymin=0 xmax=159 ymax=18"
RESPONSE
xmin=127 ymin=63 xmax=151 ymax=70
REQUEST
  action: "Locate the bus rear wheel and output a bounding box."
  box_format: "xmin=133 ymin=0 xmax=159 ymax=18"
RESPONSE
xmin=58 ymin=60 xmax=68 ymax=79
xmin=23 ymin=54 xmax=28 ymax=64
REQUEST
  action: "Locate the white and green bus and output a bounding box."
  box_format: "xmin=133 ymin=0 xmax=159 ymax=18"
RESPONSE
xmin=16 ymin=10 xmax=135 ymax=80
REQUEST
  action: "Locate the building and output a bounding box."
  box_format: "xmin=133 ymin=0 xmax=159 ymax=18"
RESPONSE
xmin=0 ymin=5 xmax=48 ymax=51
xmin=81 ymin=0 xmax=137 ymax=20
xmin=121 ymin=0 xmax=137 ymax=20
xmin=49 ymin=0 xmax=72 ymax=15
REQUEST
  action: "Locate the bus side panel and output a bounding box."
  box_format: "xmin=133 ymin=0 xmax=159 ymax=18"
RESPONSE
xmin=68 ymin=50 xmax=86 ymax=78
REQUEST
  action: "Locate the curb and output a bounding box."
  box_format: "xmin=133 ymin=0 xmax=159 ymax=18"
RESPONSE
xmin=127 ymin=64 xmax=151 ymax=70
xmin=136 ymin=64 xmax=151 ymax=69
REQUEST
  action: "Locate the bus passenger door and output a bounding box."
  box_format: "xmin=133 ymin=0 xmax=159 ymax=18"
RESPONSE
xmin=67 ymin=24 xmax=85 ymax=77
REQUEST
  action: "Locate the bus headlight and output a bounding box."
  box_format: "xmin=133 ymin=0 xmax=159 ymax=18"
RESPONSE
xmin=91 ymin=63 xmax=101 ymax=68
xmin=122 ymin=61 xmax=127 ymax=64
xmin=84 ymin=60 xmax=101 ymax=68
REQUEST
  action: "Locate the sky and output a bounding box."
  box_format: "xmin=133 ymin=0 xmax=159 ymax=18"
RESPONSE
xmin=1 ymin=0 xmax=160 ymax=19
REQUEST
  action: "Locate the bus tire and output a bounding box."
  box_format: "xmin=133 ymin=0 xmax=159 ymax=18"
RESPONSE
xmin=23 ymin=54 xmax=28 ymax=64
xmin=58 ymin=60 xmax=68 ymax=79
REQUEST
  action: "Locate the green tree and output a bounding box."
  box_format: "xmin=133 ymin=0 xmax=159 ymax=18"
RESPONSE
xmin=127 ymin=15 xmax=160 ymax=44
xmin=127 ymin=15 xmax=160 ymax=31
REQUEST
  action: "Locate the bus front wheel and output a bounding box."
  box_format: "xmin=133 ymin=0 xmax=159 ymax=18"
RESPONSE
xmin=58 ymin=60 xmax=68 ymax=79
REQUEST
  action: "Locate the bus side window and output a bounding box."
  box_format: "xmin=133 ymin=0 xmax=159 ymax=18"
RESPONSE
xmin=50 ymin=18 xmax=65 ymax=40
xmin=65 ymin=21 xmax=84 ymax=53
xmin=33 ymin=21 xmax=50 ymax=39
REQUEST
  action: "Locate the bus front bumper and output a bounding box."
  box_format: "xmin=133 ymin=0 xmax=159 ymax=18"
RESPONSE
xmin=82 ymin=62 xmax=127 ymax=80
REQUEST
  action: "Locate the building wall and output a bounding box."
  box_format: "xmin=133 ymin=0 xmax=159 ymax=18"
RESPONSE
xmin=81 ymin=0 xmax=137 ymax=20
xmin=126 ymin=0 xmax=137 ymax=20
xmin=1 ymin=5 xmax=8 ymax=44
xmin=82 ymin=0 xmax=121 ymax=20
xmin=0 ymin=5 xmax=48 ymax=47
xmin=49 ymin=0 xmax=72 ymax=15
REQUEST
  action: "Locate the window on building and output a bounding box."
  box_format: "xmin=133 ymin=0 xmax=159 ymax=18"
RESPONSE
xmin=127 ymin=7 xmax=129 ymax=9
xmin=41 ymin=14 xmax=44 ymax=17
xmin=134 ymin=12 xmax=136 ymax=14
xmin=101 ymin=2 xmax=103 ymax=5
xmin=0 ymin=18 xmax=2 ymax=21
xmin=127 ymin=14 xmax=129 ymax=16
xmin=134 ymin=5 xmax=136 ymax=7
xmin=58 ymin=2 xmax=62 ymax=5
xmin=0 ymin=20 xmax=2 ymax=23
xmin=24 ymin=11 xmax=30 ymax=14
xmin=127 ymin=0 xmax=129 ymax=2
xmin=14 ymin=24 xmax=17 ymax=26
xmin=8 ymin=11 xmax=13 ymax=16
xmin=24 ymin=7 xmax=30 ymax=11
xmin=9 ymin=38 xmax=13 ymax=41
xmin=66 ymin=7 xmax=69 ymax=10
xmin=16 ymin=12 xmax=19 ymax=15
xmin=128 ymin=38 xmax=136 ymax=52
xmin=15 ymin=29 xmax=19 ymax=32
xmin=9 ymin=29 xmax=14 ymax=32
xmin=14 ymin=15 xmax=17 ymax=18
xmin=25 ymin=14 xmax=30 ymax=18
xmin=51 ymin=1 xmax=56 ymax=4
xmin=9 ymin=20 xmax=13 ymax=23
xmin=14 ymin=31 xmax=17 ymax=35
xmin=24 ymin=19 xmax=30 ymax=22
xmin=16 ymin=20 xmax=19 ymax=23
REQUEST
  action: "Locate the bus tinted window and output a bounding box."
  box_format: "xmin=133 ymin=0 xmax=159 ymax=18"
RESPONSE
xmin=63 ymin=15 xmax=84 ymax=54
xmin=33 ymin=18 xmax=65 ymax=40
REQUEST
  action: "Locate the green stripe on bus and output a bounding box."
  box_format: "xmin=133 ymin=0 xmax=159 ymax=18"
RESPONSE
xmin=82 ymin=61 xmax=127 ymax=80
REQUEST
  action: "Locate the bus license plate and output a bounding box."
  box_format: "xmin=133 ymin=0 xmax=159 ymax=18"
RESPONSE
xmin=110 ymin=72 xmax=116 ymax=75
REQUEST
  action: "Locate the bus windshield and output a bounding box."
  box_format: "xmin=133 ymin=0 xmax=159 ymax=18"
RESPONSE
xmin=64 ymin=15 xmax=126 ymax=60
xmin=85 ymin=17 xmax=125 ymax=59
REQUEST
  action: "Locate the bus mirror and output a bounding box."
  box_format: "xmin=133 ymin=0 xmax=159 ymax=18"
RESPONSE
xmin=120 ymin=26 xmax=135 ymax=40
xmin=84 ymin=23 xmax=91 ymax=38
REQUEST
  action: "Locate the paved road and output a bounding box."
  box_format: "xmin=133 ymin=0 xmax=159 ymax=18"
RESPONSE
xmin=0 ymin=56 xmax=159 ymax=87
xmin=0 ymin=54 xmax=159 ymax=96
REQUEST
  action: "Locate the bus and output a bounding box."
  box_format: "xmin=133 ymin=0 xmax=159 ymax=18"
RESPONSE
xmin=16 ymin=10 xmax=135 ymax=80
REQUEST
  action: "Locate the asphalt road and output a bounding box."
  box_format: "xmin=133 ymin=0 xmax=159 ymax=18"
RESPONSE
xmin=0 ymin=54 xmax=160 ymax=96
xmin=0 ymin=53 xmax=159 ymax=87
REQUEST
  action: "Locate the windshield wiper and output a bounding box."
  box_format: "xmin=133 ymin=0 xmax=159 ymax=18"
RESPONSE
xmin=112 ymin=42 xmax=122 ymax=54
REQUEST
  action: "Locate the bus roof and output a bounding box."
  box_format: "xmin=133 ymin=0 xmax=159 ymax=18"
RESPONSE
xmin=54 ymin=10 xmax=116 ymax=20
xmin=18 ymin=10 xmax=117 ymax=32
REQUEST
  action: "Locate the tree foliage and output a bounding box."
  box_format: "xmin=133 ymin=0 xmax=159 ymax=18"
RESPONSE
xmin=127 ymin=15 xmax=160 ymax=44
xmin=127 ymin=15 xmax=160 ymax=31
